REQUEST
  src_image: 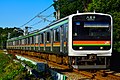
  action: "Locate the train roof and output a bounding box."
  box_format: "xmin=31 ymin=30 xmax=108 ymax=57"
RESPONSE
xmin=7 ymin=16 xmax=69 ymax=42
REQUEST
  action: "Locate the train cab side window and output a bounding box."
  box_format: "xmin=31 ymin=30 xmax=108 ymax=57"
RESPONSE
xmin=54 ymin=28 xmax=60 ymax=42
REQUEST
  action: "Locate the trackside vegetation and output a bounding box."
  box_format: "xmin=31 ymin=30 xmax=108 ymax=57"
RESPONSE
xmin=0 ymin=51 xmax=53 ymax=80
xmin=0 ymin=52 xmax=24 ymax=79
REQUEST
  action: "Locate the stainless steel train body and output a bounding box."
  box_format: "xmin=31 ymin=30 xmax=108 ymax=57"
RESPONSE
xmin=7 ymin=13 xmax=113 ymax=69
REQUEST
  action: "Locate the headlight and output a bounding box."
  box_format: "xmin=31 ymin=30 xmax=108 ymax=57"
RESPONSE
xmin=79 ymin=47 xmax=83 ymax=49
xmin=100 ymin=47 xmax=103 ymax=49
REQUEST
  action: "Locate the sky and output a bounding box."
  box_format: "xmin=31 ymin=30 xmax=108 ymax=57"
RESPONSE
xmin=0 ymin=0 xmax=55 ymax=31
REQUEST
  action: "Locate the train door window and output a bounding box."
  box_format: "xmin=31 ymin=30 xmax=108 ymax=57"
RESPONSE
xmin=64 ymin=23 xmax=68 ymax=39
xmin=54 ymin=28 xmax=60 ymax=42
xmin=46 ymin=31 xmax=51 ymax=43
xmin=53 ymin=30 xmax=56 ymax=41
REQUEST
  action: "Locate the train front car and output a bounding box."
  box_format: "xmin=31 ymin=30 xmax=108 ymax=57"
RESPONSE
xmin=68 ymin=13 xmax=112 ymax=69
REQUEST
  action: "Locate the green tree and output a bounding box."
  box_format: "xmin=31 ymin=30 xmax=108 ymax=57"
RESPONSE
xmin=88 ymin=0 xmax=120 ymax=13
xmin=0 ymin=27 xmax=23 ymax=49
xmin=53 ymin=0 xmax=91 ymax=18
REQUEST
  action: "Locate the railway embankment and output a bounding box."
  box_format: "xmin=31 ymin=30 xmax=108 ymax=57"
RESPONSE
xmin=0 ymin=50 xmax=52 ymax=80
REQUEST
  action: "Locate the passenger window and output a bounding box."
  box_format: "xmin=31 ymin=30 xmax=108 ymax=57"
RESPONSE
xmin=46 ymin=32 xmax=51 ymax=43
xmin=38 ymin=34 xmax=40 ymax=44
xmin=54 ymin=28 xmax=60 ymax=42
xmin=25 ymin=38 xmax=27 ymax=45
xmin=31 ymin=36 xmax=34 ymax=44
xmin=40 ymin=33 xmax=44 ymax=43
xmin=35 ymin=35 xmax=39 ymax=44
xmin=28 ymin=37 xmax=30 ymax=44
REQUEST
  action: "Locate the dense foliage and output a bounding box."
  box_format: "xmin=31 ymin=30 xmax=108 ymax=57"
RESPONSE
xmin=53 ymin=0 xmax=91 ymax=18
xmin=0 ymin=53 xmax=24 ymax=79
xmin=0 ymin=52 xmax=52 ymax=79
xmin=53 ymin=0 xmax=120 ymax=52
xmin=0 ymin=27 xmax=23 ymax=49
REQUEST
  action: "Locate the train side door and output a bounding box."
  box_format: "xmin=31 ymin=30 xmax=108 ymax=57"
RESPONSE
xmin=60 ymin=25 xmax=64 ymax=53
xmin=64 ymin=24 xmax=68 ymax=54
xmin=51 ymin=29 xmax=53 ymax=51
xmin=43 ymin=32 xmax=46 ymax=51
xmin=60 ymin=24 xmax=68 ymax=54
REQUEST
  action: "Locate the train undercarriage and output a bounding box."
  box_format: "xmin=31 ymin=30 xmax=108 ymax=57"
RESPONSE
xmin=69 ymin=55 xmax=110 ymax=69
xmin=7 ymin=49 xmax=110 ymax=69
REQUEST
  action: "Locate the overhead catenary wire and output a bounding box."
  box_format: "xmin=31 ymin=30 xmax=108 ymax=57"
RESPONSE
xmin=19 ymin=4 xmax=53 ymax=28
xmin=30 ymin=13 xmax=54 ymax=26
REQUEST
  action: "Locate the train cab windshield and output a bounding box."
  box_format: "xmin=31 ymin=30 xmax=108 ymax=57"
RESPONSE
xmin=72 ymin=15 xmax=111 ymax=40
xmin=72 ymin=21 xmax=111 ymax=40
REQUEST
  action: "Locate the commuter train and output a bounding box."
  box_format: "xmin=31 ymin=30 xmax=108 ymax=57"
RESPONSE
xmin=7 ymin=13 xmax=113 ymax=69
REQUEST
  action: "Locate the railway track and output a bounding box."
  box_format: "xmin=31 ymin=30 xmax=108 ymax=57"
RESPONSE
xmin=14 ymin=53 xmax=120 ymax=80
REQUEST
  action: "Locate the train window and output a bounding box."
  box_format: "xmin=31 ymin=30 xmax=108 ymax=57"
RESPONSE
xmin=28 ymin=37 xmax=30 ymax=44
xmin=34 ymin=36 xmax=35 ymax=44
xmin=30 ymin=37 xmax=32 ymax=44
xmin=32 ymin=36 xmax=34 ymax=44
xmin=18 ymin=40 xmax=21 ymax=45
xmin=36 ymin=35 xmax=39 ymax=43
xmin=65 ymin=23 xmax=68 ymax=39
xmin=16 ymin=40 xmax=19 ymax=45
xmin=54 ymin=28 xmax=60 ymax=42
xmin=40 ymin=33 xmax=44 ymax=43
xmin=53 ymin=30 xmax=56 ymax=41
xmin=39 ymin=34 xmax=42 ymax=43
xmin=21 ymin=39 xmax=23 ymax=45
xmin=25 ymin=38 xmax=27 ymax=44
xmin=46 ymin=32 xmax=51 ymax=43
xmin=13 ymin=41 xmax=15 ymax=45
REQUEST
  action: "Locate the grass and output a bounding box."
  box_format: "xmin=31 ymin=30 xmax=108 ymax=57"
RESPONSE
xmin=0 ymin=51 xmax=53 ymax=80
xmin=0 ymin=52 xmax=25 ymax=80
